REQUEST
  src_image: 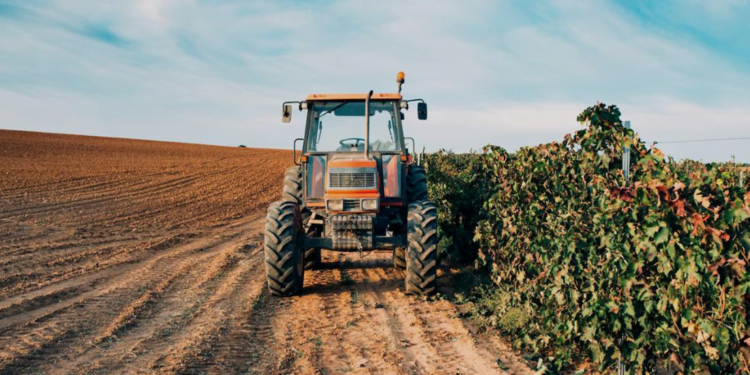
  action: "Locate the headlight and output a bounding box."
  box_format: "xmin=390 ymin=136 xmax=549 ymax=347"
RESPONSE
xmin=361 ymin=199 xmax=378 ymax=211
xmin=327 ymin=199 xmax=343 ymax=211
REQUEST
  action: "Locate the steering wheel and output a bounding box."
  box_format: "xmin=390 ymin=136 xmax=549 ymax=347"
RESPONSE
xmin=339 ymin=138 xmax=365 ymax=148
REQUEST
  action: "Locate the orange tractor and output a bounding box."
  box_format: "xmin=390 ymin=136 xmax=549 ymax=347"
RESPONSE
xmin=265 ymin=72 xmax=437 ymax=296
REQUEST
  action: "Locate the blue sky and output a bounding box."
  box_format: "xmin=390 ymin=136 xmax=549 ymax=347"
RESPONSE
xmin=1 ymin=0 xmax=749 ymax=162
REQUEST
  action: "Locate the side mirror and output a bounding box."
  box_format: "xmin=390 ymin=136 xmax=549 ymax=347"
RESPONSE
xmin=417 ymin=102 xmax=427 ymax=120
xmin=282 ymin=104 xmax=292 ymax=123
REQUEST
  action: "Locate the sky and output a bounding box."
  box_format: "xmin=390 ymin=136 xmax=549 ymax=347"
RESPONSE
xmin=1 ymin=0 xmax=749 ymax=162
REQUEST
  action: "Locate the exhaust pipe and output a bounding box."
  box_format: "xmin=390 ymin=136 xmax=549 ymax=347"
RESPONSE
xmin=364 ymin=90 xmax=373 ymax=159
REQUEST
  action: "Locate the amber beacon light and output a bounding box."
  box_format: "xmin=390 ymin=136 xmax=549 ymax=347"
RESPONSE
xmin=396 ymin=71 xmax=405 ymax=93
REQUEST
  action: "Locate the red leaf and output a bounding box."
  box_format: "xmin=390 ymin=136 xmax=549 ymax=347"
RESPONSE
xmin=706 ymin=227 xmax=728 ymax=242
xmin=655 ymin=184 xmax=668 ymax=199
xmin=672 ymin=200 xmax=687 ymax=217
xmin=610 ymin=186 xmax=635 ymax=202
xmin=727 ymin=258 xmax=746 ymax=266
xmin=691 ymin=214 xmax=707 ymax=235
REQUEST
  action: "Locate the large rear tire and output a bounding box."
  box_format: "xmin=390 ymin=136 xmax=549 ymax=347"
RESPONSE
xmin=407 ymin=165 xmax=428 ymax=202
xmin=264 ymin=201 xmax=304 ymax=296
xmin=304 ymin=248 xmax=321 ymax=270
xmin=405 ymin=201 xmax=437 ymax=295
xmin=393 ymin=247 xmax=406 ymax=269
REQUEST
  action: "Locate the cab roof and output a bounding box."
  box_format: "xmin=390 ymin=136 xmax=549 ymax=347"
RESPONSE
xmin=306 ymin=93 xmax=402 ymax=101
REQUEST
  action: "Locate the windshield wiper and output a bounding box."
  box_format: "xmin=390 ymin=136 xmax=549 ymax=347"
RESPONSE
xmin=319 ymin=101 xmax=351 ymax=118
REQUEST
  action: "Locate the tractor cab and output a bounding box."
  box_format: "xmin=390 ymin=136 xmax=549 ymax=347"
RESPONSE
xmin=265 ymin=72 xmax=437 ymax=297
xmin=302 ymin=94 xmax=409 ymax=214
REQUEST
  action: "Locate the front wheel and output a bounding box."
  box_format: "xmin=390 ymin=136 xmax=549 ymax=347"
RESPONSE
xmin=264 ymin=201 xmax=304 ymax=296
xmin=281 ymin=166 xmax=311 ymax=224
xmin=405 ymin=201 xmax=438 ymax=294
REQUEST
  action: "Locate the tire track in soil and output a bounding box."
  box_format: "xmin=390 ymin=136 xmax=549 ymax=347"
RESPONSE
xmin=144 ymin=252 xmax=262 ymax=374
xmin=0 ymin=219 xmax=258 ymax=334
xmin=0 ymin=220 xmax=263 ymax=374
xmin=42 ymin=231 xmax=265 ymax=375
xmin=244 ymin=251 xmax=532 ymax=375
xmin=204 ymin=276 xmax=276 ymax=374
xmin=305 ymin=256 xmax=406 ymax=375
xmin=352 ymin=260 xmax=444 ymax=374
xmin=273 ymin=262 xmax=357 ymax=374
xmin=0 ymin=234 xmax=187 ymax=299
xmin=0 ymin=235 xmax=150 ymax=266
xmin=0 ymin=215 xmax=258 ymax=301
xmin=304 ymin=252 xmax=532 ymax=375
xmin=374 ymin=266 xmax=517 ymax=375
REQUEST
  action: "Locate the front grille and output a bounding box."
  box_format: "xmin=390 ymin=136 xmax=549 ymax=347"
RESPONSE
xmin=329 ymin=172 xmax=376 ymax=188
xmin=343 ymin=199 xmax=361 ymax=211
xmin=330 ymin=215 xmax=374 ymax=230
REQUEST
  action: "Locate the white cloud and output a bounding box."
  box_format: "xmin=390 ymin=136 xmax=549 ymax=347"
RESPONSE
xmin=132 ymin=0 xmax=176 ymax=25
xmin=1 ymin=0 xmax=749 ymax=161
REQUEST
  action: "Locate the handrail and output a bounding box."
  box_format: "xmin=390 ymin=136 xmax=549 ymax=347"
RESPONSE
xmin=293 ymin=138 xmax=303 ymax=165
xmin=364 ymin=90 xmax=374 ymax=160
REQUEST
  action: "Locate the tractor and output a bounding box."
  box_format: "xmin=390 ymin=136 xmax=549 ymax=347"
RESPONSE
xmin=264 ymin=72 xmax=437 ymax=296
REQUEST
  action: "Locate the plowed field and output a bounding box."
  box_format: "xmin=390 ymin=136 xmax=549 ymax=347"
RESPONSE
xmin=0 ymin=130 xmax=531 ymax=375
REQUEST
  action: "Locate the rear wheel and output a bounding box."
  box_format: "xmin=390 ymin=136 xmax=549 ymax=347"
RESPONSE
xmin=405 ymin=201 xmax=437 ymax=294
xmin=407 ymin=165 xmax=428 ymax=202
xmin=264 ymin=201 xmax=304 ymax=296
xmin=393 ymin=247 xmax=406 ymax=269
xmin=304 ymin=248 xmax=321 ymax=270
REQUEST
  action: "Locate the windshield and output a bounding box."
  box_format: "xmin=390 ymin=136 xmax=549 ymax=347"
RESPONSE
xmin=306 ymin=101 xmax=402 ymax=152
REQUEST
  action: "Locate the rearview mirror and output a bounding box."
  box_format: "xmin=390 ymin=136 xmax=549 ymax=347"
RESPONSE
xmin=282 ymin=104 xmax=292 ymax=123
xmin=417 ymin=102 xmax=427 ymax=120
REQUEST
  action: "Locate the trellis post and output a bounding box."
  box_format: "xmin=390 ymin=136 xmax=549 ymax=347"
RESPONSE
xmin=622 ymin=121 xmax=631 ymax=182
xmin=619 ymin=120 xmax=631 ymax=375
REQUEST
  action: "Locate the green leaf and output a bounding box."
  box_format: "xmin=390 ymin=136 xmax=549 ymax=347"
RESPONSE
xmin=645 ymin=225 xmax=660 ymax=238
xmin=732 ymin=207 xmax=750 ymax=223
xmin=625 ymin=301 xmax=636 ymax=317
xmin=741 ymin=232 xmax=750 ymax=251
xmin=654 ymin=227 xmax=670 ymax=245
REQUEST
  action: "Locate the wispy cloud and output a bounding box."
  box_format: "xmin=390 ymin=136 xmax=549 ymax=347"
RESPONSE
xmin=0 ymin=0 xmax=749 ymax=161
xmin=0 ymin=1 xmax=28 ymax=19
xmin=70 ymin=23 xmax=130 ymax=47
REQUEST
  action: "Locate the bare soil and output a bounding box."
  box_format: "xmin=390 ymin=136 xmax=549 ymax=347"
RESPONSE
xmin=0 ymin=130 xmax=532 ymax=375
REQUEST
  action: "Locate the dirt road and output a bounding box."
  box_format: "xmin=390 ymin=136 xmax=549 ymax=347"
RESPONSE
xmin=0 ymin=130 xmax=531 ymax=374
